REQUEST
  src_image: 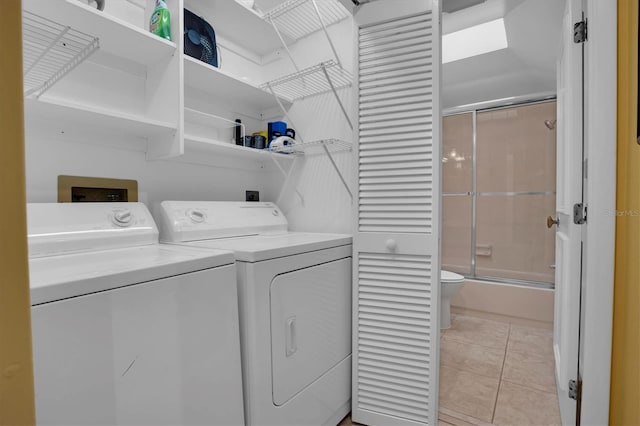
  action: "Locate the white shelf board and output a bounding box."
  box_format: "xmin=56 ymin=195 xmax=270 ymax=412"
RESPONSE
xmin=179 ymin=134 xmax=294 ymax=171
xmin=24 ymin=97 xmax=177 ymax=151
xmin=184 ymin=0 xmax=285 ymax=56
xmin=184 ymin=134 xmax=294 ymax=160
xmin=22 ymin=0 xmax=176 ymax=67
xmin=183 ymin=56 xmax=292 ymax=115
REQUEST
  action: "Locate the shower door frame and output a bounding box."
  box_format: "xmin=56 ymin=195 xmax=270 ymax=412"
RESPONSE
xmin=443 ymin=93 xmax=558 ymax=289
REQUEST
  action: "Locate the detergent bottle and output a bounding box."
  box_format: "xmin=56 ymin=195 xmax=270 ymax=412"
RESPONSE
xmin=150 ymin=0 xmax=171 ymax=41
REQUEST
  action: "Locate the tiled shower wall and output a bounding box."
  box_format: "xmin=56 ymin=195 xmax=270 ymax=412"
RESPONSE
xmin=442 ymin=101 xmax=557 ymax=285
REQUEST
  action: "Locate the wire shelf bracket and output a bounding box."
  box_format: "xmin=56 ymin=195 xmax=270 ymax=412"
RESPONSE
xmin=262 ymin=61 xmax=353 ymax=133
xmin=269 ymin=139 xmax=353 ymax=202
xmin=262 ymin=0 xmax=348 ymax=68
xmin=23 ymin=11 xmax=99 ymax=98
xmin=261 ymin=60 xmax=352 ymax=102
xmin=260 ymin=0 xmax=353 ymax=203
xmin=263 ymin=60 xmax=354 ymax=201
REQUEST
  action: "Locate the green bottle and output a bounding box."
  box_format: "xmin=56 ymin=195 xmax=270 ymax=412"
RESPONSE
xmin=150 ymin=0 xmax=171 ymax=41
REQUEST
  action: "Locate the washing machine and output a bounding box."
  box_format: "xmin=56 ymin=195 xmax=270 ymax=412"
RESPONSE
xmin=158 ymin=201 xmax=352 ymax=426
xmin=27 ymin=202 xmax=245 ymax=426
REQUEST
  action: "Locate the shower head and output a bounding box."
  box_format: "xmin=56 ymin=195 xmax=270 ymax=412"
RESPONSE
xmin=544 ymin=119 xmax=557 ymax=130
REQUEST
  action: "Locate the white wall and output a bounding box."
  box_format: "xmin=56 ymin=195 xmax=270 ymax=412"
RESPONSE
xmin=24 ymin=133 xmax=271 ymax=208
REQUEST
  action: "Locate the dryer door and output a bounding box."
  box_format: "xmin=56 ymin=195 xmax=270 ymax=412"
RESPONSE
xmin=270 ymin=257 xmax=352 ymax=406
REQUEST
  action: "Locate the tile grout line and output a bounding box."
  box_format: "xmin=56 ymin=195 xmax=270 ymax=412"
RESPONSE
xmin=491 ymin=322 xmax=511 ymax=424
xmin=441 ymin=334 xmax=509 ymax=352
xmin=499 ymin=377 xmax=559 ymax=396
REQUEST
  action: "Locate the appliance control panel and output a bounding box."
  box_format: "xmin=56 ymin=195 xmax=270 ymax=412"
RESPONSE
xmin=159 ymin=201 xmax=289 ymax=242
xmin=27 ymin=202 xmax=158 ymax=257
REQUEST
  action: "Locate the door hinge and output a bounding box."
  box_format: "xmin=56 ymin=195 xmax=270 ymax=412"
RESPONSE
xmin=569 ymin=378 xmax=581 ymax=401
xmin=574 ymin=20 xmax=587 ymax=43
xmin=574 ymin=203 xmax=587 ymax=224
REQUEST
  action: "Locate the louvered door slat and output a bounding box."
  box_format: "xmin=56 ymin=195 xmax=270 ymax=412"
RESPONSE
xmin=360 ymin=31 xmax=433 ymax=57
xmin=353 ymin=2 xmax=440 ymax=425
xmin=360 ymin=108 xmax=432 ymax=123
xmin=359 ymin=137 xmax=433 ymax=147
xmin=359 ymin=374 xmax=429 ymax=393
xmin=360 ymin=175 xmax=432 ymax=185
xmin=359 ymin=168 xmax=429 ymax=177
xmin=360 ymin=370 xmax=430 ymax=390
xmin=360 ymin=80 xmax=432 ymax=97
xmin=359 ymin=273 xmax=433 ymax=286
xmin=361 ymin=95 xmax=434 ymax=113
xmin=360 ymin=59 xmax=433 ymax=78
xmin=359 ymin=305 xmax=429 ymax=320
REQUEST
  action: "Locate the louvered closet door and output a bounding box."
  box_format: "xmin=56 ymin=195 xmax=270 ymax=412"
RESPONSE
xmin=352 ymin=1 xmax=441 ymax=425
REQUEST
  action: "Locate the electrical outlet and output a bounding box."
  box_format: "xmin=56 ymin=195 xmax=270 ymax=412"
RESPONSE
xmin=246 ymin=190 xmax=259 ymax=202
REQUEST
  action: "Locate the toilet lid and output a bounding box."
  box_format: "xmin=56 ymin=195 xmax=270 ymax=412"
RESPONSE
xmin=441 ymin=270 xmax=465 ymax=282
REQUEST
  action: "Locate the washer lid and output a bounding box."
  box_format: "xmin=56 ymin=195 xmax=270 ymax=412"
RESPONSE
xmin=441 ymin=270 xmax=465 ymax=282
xmin=180 ymin=232 xmax=352 ymax=262
xmin=29 ymin=244 xmax=235 ymax=305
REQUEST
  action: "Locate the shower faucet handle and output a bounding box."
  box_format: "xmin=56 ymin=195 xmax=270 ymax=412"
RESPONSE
xmin=547 ymin=216 xmax=559 ymax=228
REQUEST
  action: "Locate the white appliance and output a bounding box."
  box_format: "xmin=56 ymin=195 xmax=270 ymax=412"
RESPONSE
xmin=28 ymin=202 xmax=245 ymax=426
xmin=158 ymin=201 xmax=352 ymax=426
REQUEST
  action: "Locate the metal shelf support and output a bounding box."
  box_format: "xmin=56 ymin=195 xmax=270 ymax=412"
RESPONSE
xmin=320 ymin=140 xmax=353 ymax=200
xmin=310 ymin=0 xmax=342 ymax=67
xmin=271 ymin=154 xmax=305 ymax=206
xmin=23 ymin=11 xmax=99 ymax=98
xmin=266 ymin=16 xmax=301 ymax=73
xmin=268 ymin=139 xmax=353 ymax=202
xmin=320 ymin=62 xmax=353 ymax=130
xmin=260 ymin=0 xmax=354 ymax=202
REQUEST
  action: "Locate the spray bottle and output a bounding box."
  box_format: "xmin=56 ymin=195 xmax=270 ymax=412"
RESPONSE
xmin=150 ymin=0 xmax=171 ymax=41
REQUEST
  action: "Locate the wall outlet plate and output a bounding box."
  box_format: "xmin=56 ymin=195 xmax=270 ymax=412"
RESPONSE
xmin=246 ymin=190 xmax=259 ymax=202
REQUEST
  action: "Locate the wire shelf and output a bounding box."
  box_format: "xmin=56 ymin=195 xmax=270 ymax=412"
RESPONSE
xmin=268 ymin=138 xmax=352 ymax=155
xmin=23 ymin=11 xmax=99 ymax=98
xmin=262 ymin=0 xmax=350 ymax=41
xmin=261 ymin=60 xmax=352 ymax=101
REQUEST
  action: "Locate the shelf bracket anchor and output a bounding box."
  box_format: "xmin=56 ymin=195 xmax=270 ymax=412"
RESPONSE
xmin=320 ymin=63 xmax=353 ymax=130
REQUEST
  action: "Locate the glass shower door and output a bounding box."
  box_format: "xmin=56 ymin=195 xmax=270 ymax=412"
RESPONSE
xmin=474 ymin=102 xmax=557 ymax=284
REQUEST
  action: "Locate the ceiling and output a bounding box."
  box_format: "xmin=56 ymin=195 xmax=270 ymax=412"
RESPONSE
xmin=254 ymin=0 xmax=565 ymax=109
xmin=442 ymin=0 xmax=566 ymax=109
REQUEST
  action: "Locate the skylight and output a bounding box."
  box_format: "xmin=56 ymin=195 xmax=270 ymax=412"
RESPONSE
xmin=442 ymin=18 xmax=508 ymax=64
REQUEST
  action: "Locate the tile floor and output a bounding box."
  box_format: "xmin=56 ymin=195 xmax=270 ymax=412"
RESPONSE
xmin=339 ymin=313 xmax=561 ymax=426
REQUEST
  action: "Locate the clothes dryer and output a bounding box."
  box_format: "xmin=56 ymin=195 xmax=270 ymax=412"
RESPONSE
xmin=28 ymin=202 xmax=244 ymax=425
xmin=159 ymin=201 xmax=352 ymax=426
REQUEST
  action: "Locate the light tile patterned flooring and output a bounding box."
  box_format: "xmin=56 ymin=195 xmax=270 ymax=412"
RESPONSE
xmin=340 ymin=313 xmax=561 ymax=426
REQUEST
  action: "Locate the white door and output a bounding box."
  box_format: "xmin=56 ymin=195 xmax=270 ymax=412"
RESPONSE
xmin=352 ymin=1 xmax=441 ymax=425
xmin=552 ymin=0 xmax=584 ymax=424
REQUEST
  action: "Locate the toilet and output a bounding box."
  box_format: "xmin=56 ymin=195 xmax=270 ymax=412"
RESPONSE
xmin=440 ymin=270 xmax=465 ymax=329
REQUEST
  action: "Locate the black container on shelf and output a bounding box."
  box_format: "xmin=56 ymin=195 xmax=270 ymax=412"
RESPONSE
xmin=253 ymin=134 xmax=266 ymax=149
xmin=235 ymin=119 xmax=242 ymax=146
